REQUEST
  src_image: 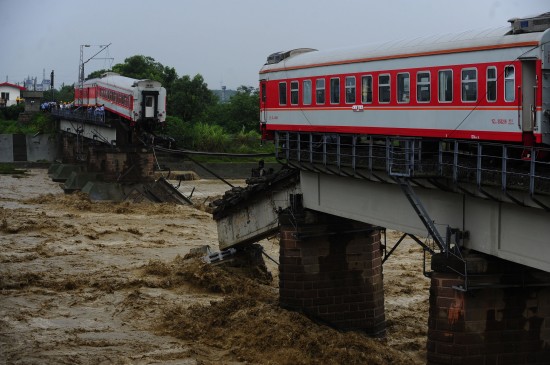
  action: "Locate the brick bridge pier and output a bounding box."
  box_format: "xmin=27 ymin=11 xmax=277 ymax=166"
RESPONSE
xmin=427 ymin=253 xmax=550 ymax=364
xmin=276 ymin=206 xmax=550 ymax=363
xmin=278 ymin=208 xmax=385 ymax=336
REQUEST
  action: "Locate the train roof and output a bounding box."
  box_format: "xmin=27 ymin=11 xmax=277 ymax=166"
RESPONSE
xmin=260 ymin=25 xmax=550 ymax=74
xmin=83 ymin=73 xmax=161 ymax=90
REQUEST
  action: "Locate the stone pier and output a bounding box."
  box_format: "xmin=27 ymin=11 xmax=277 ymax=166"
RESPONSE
xmin=278 ymin=208 xmax=385 ymax=336
xmin=61 ymin=133 xmax=154 ymax=183
xmin=428 ymin=252 xmax=550 ymax=365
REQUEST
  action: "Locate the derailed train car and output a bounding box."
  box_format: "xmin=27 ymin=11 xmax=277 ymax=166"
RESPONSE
xmin=259 ymin=13 xmax=550 ymax=147
xmin=74 ymin=72 xmax=167 ymax=130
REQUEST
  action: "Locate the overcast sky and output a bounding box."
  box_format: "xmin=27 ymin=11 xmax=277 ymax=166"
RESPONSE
xmin=1 ymin=0 xmax=548 ymax=90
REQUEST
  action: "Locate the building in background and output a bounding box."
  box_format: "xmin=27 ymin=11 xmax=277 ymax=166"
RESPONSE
xmin=23 ymin=69 xmax=51 ymax=92
xmin=212 ymin=88 xmax=236 ymax=103
xmin=0 ymin=82 xmax=26 ymax=107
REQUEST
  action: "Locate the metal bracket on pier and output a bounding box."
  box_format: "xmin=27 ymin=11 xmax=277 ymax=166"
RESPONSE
xmin=393 ymin=175 xmax=471 ymax=287
xmin=204 ymin=248 xmax=237 ymax=264
xmin=393 ymin=176 xmax=447 ymax=251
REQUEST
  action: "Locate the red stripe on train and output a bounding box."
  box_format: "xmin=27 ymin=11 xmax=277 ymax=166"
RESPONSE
xmin=265 ymin=124 xmax=539 ymax=143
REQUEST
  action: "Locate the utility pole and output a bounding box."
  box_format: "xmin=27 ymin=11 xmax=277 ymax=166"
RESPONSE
xmin=78 ymin=43 xmax=113 ymax=105
xmin=50 ymin=70 xmax=54 ymax=102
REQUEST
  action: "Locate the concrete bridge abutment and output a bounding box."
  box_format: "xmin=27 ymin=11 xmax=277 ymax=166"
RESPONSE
xmin=427 ymin=253 xmax=550 ymax=365
xmin=278 ymin=208 xmax=385 ymax=336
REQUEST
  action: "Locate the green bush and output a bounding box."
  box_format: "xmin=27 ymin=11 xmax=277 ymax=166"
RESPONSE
xmin=0 ymin=112 xmax=55 ymax=134
xmin=163 ymin=116 xmax=274 ymax=157
xmin=0 ymin=104 xmax=25 ymax=121
xmin=189 ymin=122 xmax=230 ymax=152
xmin=0 ymin=164 xmax=27 ymax=175
xmin=230 ymin=130 xmax=274 ymax=154
xmin=32 ymin=113 xmax=56 ymax=134
xmin=164 ymin=115 xmax=188 ymax=147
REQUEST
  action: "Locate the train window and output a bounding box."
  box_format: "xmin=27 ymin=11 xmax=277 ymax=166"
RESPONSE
xmin=397 ymin=73 xmax=410 ymax=103
xmin=279 ymin=82 xmax=287 ymax=105
xmin=438 ymin=70 xmax=453 ymax=102
xmin=461 ymin=68 xmax=477 ymax=102
xmin=417 ymin=72 xmax=430 ymax=102
xmin=316 ymin=79 xmax=325 ymax=104
xmin=146 ymin=96 xmax=153 ymax=107
xmin=487 ymin=67 xmax=497 ymax=102
xmin=361 ymin=75 xmax=372 ymax=103
xmin=504 ymin=66 xmax=515 ymax=102
xmin=290 ymin=81 xmax=299 ymax=105
xmin=345 ymin=76 xmax=356 ymax=104
xmin=330 ymin=77 xmax=340 ymax=104
xmin=378 ymin=74 xmax=390 ymax=103
xmin=303 ymin=80 xmax=312 ymax=105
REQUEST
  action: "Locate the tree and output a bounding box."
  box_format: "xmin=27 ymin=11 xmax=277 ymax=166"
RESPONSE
xmin=164 ymin=115 xmax=188 ymax=146
xmin=161 ymin=65 xmax=178 ymax=93
xmin=168 ymin=74 xmax=217 ymax=122
xmin=86 ymin=56 xmax=177 ymax=90
xmin=111 ymin=55 xmax=172 ymax=84
xmin=86 ymin=69 xmax=109 ymax=80
xmin=40 ymin=85 xmax=75 ymax=103
xmin=209 ymin=86 xmax=259 ymax=133
xmin=56 ymin=84 xmax=75 ymax=103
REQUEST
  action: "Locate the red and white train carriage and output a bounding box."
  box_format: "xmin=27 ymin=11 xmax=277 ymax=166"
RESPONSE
xmin=74 ymin=72 xmax=167 ymax=128
xmin=259 ymin=14 xmax=550 ymax=147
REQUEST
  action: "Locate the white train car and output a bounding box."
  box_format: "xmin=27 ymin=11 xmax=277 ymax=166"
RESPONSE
xmin=75 ymin=73 xmax=167 ymax=128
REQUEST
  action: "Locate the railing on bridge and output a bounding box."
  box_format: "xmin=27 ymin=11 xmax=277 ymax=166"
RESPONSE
xmin=50 ymin=107 xmax=105 ymax=124
xmin=274 ymin=131 xmax=550 ymax=207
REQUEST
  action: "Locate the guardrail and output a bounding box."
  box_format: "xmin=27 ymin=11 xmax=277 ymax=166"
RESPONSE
xmin=50 ymin=107 xmax=105 ymax=124
xmin=274 ymin=131 xmax=550 ymax=205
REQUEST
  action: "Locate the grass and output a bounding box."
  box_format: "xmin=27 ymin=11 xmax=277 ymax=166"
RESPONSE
xmin=0 ymin=164 xmax=27 ymax=175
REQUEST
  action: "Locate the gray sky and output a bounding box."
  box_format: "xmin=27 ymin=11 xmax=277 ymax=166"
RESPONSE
xmin=1 ymin=0 xmax=548 ymax=90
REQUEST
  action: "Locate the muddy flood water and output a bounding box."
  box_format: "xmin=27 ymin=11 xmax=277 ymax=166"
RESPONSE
xmin=0 ymin=169 xmax=429 ymax=364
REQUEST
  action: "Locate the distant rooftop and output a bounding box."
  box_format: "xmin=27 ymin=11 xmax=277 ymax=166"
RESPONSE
xmin=0 ymin=82 xmax=26 ymax=91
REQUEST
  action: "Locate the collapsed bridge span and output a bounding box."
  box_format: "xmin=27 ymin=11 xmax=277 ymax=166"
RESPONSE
xmin=212 ymin=168 xmax=300 ymax=249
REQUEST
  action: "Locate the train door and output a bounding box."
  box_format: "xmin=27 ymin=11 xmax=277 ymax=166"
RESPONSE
xmin=260 ymin=80 xmax=267 ymax=123
xmin=260 ymin=79 xmax=271 ymax=139
xmin=542 ymin=69 xmax=550 ymax=145
xmin=141 ymin=91 xmax=158 ymax=120
xmin=145 ymin=96 xmax=154 ymax=118
xmin=520 ymin=60 xmax=537 ymax=139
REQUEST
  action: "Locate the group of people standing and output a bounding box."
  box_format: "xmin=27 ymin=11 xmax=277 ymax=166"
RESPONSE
xmin=40 ymin=101 xmax=73 ymax=111
xmin=41 ymin=101 xmax=107 ymax=123
xmin=87 ymin=104 xmax=105 ymax=118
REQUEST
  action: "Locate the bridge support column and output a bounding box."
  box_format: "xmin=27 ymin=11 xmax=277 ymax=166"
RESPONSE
xmin=279 ymin=209 xmax=385 ymax=336
xmin=60 ymin=133 xmax=155 ymax=183
xmin=61 ymin=133 xmax=77 ymax=163
xmin=87 ymin=147 xmax=155 ymax=183
xmin=427 ymin=253 xmax=550 ymax=365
